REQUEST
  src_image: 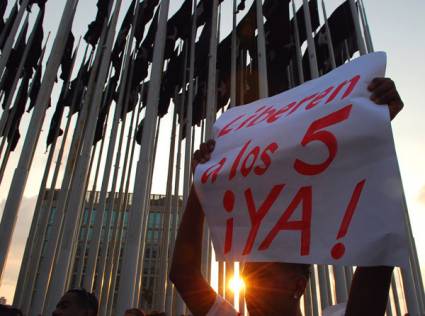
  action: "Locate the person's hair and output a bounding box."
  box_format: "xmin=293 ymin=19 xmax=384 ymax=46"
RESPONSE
xmin=0 ymin=304 xmax=23 ymax=316
xmin=125 ymin=308 xmax=146 ymax=316
xmin=148 ymin=312 xmax=166 ymax=316
xmin=284 ymin=262 xmax=311 ymax=279
xmin=243 ymin=262 xmax=311 ymax=280
xmin=66 ymin=289 xmax=98 ymax=315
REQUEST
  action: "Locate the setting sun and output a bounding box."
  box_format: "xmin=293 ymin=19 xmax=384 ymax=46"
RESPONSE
xmin=228 ymin=275 xmax=246 ymax=294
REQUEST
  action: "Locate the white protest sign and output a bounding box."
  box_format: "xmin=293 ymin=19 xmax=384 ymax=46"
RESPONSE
xmin=194 ymin=52 xmax=409 ymax=267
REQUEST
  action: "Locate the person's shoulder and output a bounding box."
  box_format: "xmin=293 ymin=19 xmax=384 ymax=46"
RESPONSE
xmin=206 ymin=295 xmax=240 ymax=316
xmin=322 ymin=303 xmax=346 ymax=316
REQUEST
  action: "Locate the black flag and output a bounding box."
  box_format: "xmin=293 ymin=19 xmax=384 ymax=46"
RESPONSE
xmin=0 ymin=1 xmax=7 ymax=35
xmin=215 ymin=34 xmax=232 ymax=110
xmin=140 ymin=5 xmax=159 ymax=62
xmin=135 ymin=118 xmax=144 ymax=145
xmin=263 ymin=0 xmax=291 ymax=96
xmin=46 ymin=85 xmax=67 ymax=148
xmin=111 ymin=0 xmax=136 ymax=72
xmin=157 ymin=48 xmax=185 ymax=117
xmin=2 ymin=72 xmax=30 ymax=151
xmin=60 ymin=32 xmax=75 ymax=81
xmin=93 ymin=75 xmax=118 ymax=144
xmin=19 ymin=0 xmax=47 ymax=10
xmin=27 ymin=63 xmax=42 ymax=112
xmin=291 ymin=0 xmax=319 ymax=45
xmin=195 ymin=0 xmax=225 ymax=27
xmin=237 ymin=0 xmax=246 ymax=12
xmin=163 ymin=0 xmax=191 ymax=59
xmin=0 ymin=4 xmax=17 ymax=50
xmin=302 ymin=0 xmax=358 ymax=80
xmin=1 ymin=19 xmax=28 ymax=110
xmin=25 ymin=5 xmax=44 ymax=73
xmin=134 ymin=0 xmax=160 ymax=44
xmin=65 ymin=57 xmax=92 ymax=115
xmin=84 ymin=0 xmax=112 ymax=46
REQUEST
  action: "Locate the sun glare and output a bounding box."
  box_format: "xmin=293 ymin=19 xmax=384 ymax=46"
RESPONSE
xmin=228 ymin=275 xmax=246 ymax=294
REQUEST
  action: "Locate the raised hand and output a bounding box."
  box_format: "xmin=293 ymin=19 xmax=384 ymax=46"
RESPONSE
xmin=368 ymin=77 xmax=404 ymax=120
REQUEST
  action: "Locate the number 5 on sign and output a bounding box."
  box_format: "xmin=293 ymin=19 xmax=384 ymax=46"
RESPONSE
xmin=294 ymin=104 xmax=352 ymax=176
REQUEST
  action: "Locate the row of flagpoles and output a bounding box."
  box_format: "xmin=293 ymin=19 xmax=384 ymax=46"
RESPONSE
xmin=0 ymin=0 xmax=424 ymax=315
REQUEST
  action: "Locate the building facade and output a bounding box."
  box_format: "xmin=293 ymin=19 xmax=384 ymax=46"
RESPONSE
xmin=25 ymin=189 xmax=182 ymax=314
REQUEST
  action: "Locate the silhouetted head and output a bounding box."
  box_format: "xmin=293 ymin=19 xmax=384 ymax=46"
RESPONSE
xmin=52 ymin=289 xmax=98 ymax=316
xmin=124 ymin=308 xmax=146 ymax=316
xmin=242 ymin=262 xmax=310 ymax=316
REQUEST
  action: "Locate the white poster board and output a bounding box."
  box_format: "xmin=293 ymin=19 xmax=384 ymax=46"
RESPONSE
xmin=194 ymin=52 xmax=409 ymax=267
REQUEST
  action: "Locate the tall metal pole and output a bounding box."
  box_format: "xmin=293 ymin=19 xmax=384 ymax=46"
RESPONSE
xmin=95 ymin=58 xmax=136 ymax=302
xmin=300 ymin=1 xmax=331 ymax=310
xmin=73 ymin=63 xmax=111 ymax=288
xmin=204 ymin=0 xmax=218 ymax=138
xmin=0 ymin=0 xmax=79 ymax=283
xmin=0 ymin=14 xmax=30 ymax=137
xmin=115 ymin=0 xmax=170 ymax=312
xmin=99 ymin=83 xmax=136 ymax=316
xmin=391 ymin=275 xmax=403 ymax=316
xmin=321 ymin=0 xmax=336 ymax=69
xmin=24 ymin=83 xmax=85 ymax=315
xmin=106 ymin=94 xmax=144 ymax=316
xmin=13 ymin=83 xmax=61 ymax=308
xmin=225 ymin=263 xmax=234 ymax=305
xmin=255 ymin=0 xmax=268 ymax=98
xmin=66 ymin=136 xmax=98 ymax=289
xmin=95 ymin=108 xmax=128 ymax=302
xmin=29 ymin=69 xmax=91 ymax=315
xmin=302 ymin=0 xmax=319 ymax=79
xmin=401 ymin=261 xmax=420 ymax=315
xmin=0 ymin=0 xmax=29 ymax=79
xmin=0 ymin=146 xmax=11 ymax=184
xmin=304 ymin=279 xmax=313 ymax=316
xmin=0 ymin=32 xmax=50 ymax=188
xmin=200 ymin=1 xmax=219 ymax=299
xmin=310 ymin=268 xmax=319 ymax=315
xmin=357 ymin=0 xmax=373 ymax=53
xmin=133 ymin=117 xmax=161 ymax=308
xmin=0 ymin=3 xmax=17 ymax=50
xmin=291 ymin=0 xmax=304 ymax=84
xmin=168 ymin=77 xmax=187 ymax=316
xmin=155 ymin=105 xmax=178 ymax=311
xmin=43 ymin=0 xmax=123 ymax=313
xmin=182 ymin=0 xmax=196 ymax=207
xmin=84 ymin=1 xmax=139 ymax=293
xmin=401 ymin=203 xmax=425 ymax=313
xmin=230 ymin=0 xmax=237 ymax=108
xmin=333 ymin=266 xmax=348 ymax=303
xmin=348 ymin=0 xmax=367 ymax=55
xmin=155 ymin=42 xmax=187 ymax=312
xmin=13 ymin=33 xmax=78 ymax=300
xmin=74 ymin=132 xmax=106 ymax=288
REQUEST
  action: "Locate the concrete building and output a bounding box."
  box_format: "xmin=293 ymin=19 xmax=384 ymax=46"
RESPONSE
xmin=23 ymin=190 xmax=182 ymax=314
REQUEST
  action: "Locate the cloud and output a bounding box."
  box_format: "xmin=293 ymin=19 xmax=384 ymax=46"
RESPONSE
xmin=419 ymin=186 xmax=425 ymax=204
xmin=0 ymin=195 xmax=38 ymax=303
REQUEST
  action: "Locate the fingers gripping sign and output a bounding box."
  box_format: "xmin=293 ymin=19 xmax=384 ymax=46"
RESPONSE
xmin=368 ymin=77 xmax=404 ymax=120
xmin=192 ymin=139 xmax=215 ymax=173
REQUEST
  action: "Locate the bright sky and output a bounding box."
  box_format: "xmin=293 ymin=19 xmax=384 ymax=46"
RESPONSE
xmin=0 ymin=0 xmax=424 ymax=305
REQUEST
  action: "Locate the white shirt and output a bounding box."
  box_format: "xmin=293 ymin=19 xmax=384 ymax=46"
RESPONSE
xmin=206 ymin=295 xmax=346 ymax=316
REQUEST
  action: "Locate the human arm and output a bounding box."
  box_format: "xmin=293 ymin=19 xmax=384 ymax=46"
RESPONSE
xmin=169 ymin=141 xmax=217 ymax=316
xmin=345 ymin=266 xmax=393 ymax=316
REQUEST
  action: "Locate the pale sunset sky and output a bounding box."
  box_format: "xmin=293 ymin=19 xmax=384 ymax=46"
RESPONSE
xmin=0 ymin=0 xmax=424 ymax=305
